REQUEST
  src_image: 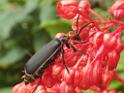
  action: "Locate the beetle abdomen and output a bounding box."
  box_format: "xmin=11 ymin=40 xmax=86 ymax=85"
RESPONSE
xmin=23 ymin=39 xmax=61 ymax=84
xmin=25 ymin=39 xmax=61 ymax=74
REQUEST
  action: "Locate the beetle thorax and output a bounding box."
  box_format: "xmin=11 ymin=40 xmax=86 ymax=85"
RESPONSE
xmin=55 ymin=32 xmax=69 ymax=44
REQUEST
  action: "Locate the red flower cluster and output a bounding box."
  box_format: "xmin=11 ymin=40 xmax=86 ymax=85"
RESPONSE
xmin=109 ymin=0 xmax=124 ymax=20
xmin=13 ymin=0 xmax=124 ymax=93
xmin=56 ymin=0 xmax=91 ymax=20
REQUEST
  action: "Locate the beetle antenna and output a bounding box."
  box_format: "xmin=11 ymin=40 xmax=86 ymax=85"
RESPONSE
xmin=78 ymin=23 xmax=89 ymax=35
xmin=76 ymin=14 xmax=80 ymax=34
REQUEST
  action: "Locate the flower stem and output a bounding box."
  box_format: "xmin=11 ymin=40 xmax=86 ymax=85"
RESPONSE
xmin=113 ymin=71 xmax=124 ymax=84
xmin=89 ymin=9 xmax=106 ymax=22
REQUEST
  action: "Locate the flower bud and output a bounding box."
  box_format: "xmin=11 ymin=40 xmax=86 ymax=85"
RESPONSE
xmin=108 ymin=0 xmax=124 ymax=20
xmin=56 ymin=0 xmax=78 ymax=19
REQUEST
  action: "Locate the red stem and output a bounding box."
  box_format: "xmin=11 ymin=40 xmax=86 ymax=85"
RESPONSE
xmin=89 ymin=9 xmax=106 ymax=22
xmin=113 ymin=71 xmax=124 ymax=84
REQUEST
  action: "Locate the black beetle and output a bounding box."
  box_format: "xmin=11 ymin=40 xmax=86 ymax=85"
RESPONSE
xmin=22 ymin=15 xmax=88 ymax=85
xmin=22 ymin=32 xmax=80 ymax=84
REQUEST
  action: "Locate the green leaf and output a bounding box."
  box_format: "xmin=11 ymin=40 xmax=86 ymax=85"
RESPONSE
xmin=40 ymin=0 xmax=57 ymax=25
xmin=108 ymin=51 xmax=124 ymax=90
xmin=33 ymin=29 xmax=52 ymax=51
xmin=100 ymin=0 xmax=113 ymax=9
xmin=94 ymin=8 xmax=109 ymax=20
xmin=117 ymin=51 xmax=124 ymax=71
xmin=109 ymin=80 xmax=122 ymax=89
xmin=0 ymin=0 xmax=8 ymax=11
xmin=40 ymin=4 xmax=57 ymax=24
xmin=0 ymin=87 xmax=12 ymax=93
xmin=91 ymin=0 xmax=113 ymax=9
xmin=84 ymin=90 xmax=95 ymax=93
xmin=0 ymin=0 xmax=38 ymax=40
xmin=0 ymin=48 xmax=26 ymax=67
xmin=41 ymin=20 xmax=72 ymax=37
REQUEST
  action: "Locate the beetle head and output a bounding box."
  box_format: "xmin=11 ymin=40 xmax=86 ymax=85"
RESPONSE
xmin=55 ymin=32 xmax=67 ymax=39
xmin=68 ymin=31 xmax=81 ymax=41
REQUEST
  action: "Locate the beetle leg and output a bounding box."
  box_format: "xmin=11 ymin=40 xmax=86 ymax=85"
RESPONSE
xmin=69 ymin=43 xmax=77 ymax=52
xmin=72 ymin=39 xmax=89 ymax=44
xmin=76 ymin=14 xmax=80 ymax=33
xmin=78 ymin=23 xmax=90 ymax=34
xmin=61 ymin=43 xmax=70 ymax=73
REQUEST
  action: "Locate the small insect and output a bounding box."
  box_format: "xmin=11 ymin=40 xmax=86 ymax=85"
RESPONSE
xmin=22 ymin=15 xmax=88 ymax=85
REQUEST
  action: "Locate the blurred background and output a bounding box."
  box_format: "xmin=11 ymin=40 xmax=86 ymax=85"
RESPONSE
xmin=0 ymin=0 xmax=124 ymax=93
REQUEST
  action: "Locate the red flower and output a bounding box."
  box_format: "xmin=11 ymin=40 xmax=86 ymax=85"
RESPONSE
xmin=109 ymin=0 xmax=124 ymax=20
xmin=78 ymin=0 xmax=91 ymax=17
xmin=13 ymin=0 xmax=124 ymax=93
xmin=56 ymin=0 xmax=91 ymax=20
xmin=56 ymin=0 xmax=78 ymax=19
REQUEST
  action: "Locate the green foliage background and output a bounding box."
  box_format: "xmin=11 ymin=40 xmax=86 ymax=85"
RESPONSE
xmin=0 ymin=0 xmax=123 ymax=93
